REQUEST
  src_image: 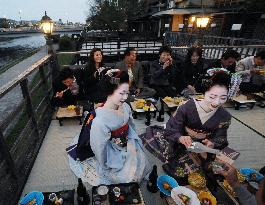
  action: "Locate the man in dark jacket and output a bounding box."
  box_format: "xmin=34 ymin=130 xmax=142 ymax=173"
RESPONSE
xmin=208 ymin=49 xmax=240 ymax=73
xmin=115 ymin=47 xmax=156 ymax=99
xmin=51 ymin=67 xmax=84 ymax=107
xmin=150 ymin=45 xmax=177 ymax=98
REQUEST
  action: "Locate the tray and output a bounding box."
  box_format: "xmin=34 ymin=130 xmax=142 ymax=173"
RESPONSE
xmin=92 ymin=183 xmax=145 ymax=205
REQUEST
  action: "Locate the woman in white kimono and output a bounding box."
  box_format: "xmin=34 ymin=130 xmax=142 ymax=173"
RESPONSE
xmin=68 ymin=69 xmax=150 ymax=186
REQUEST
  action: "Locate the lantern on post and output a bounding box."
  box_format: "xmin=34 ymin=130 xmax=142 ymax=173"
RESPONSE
xmin=40 ymin=11 xmax=54 ymax=54
xmin=40 ymin=11 xmax=53 ymax=37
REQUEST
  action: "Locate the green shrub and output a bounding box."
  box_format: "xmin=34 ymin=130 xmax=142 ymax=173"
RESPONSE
xmin=59 ymin=35 xmax=75 ymax=51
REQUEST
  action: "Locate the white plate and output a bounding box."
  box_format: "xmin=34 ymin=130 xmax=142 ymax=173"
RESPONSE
xmin=171 ymin=186 xmax=200 ymax=205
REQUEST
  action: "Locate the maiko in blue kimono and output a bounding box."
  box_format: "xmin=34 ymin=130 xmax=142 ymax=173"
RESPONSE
xmin=67 ymin=70 xmax=150 ymax=186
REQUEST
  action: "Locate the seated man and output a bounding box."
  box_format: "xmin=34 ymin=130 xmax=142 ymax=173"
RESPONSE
xmin=115 ymin=47 xmax=156 ymax=100
xmin=149 ymin=45 xmax=177 ymax=98
xmin=51 ymin=67 xmax=84 ymax=107
xmin=208 ymin=49 xmax=240 ymax=73
xmin=236 ymin=50 xmax=265 ymax=93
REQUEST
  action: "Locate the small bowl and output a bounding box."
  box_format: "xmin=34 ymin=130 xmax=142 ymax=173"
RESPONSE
xmin=157 ymin=175 xmax=179 ymax=196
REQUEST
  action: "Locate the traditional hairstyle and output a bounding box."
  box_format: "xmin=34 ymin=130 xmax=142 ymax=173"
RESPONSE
xmin=221 ymin=49 xmax=240 ymax=60
xmin=195 ymin=69 xmax=231 ymax=93
xmin=195 ymin=68 xmax=241 ymax=99
xmin=59 ymin=67 xmax=74 ymax=82
xmin=159 ymin=45 xmax=172 ymax=55
xmin=124 ymin=47 xmax=136 ymax=58
xmin=88 ymin=47 xmax=104 ymax=68
xmin=99 ymin=69 xmax=129 ymax=97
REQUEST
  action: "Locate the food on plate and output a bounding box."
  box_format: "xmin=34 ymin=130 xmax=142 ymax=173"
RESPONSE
xmin=188 ymin=172 xmax=206 ymax=189
xmin=27 ymin=199 xmax=36 ymax=205
xmin=67 ymin=105 xmax=76 ymax=110
xmin=178 ymin=193 xmax=190 ymax=204
xmin=236 ymin=170 xmax=245 ymax=183
xmin=250 ymin=173 xmax=257 ymax=181
xmin=175 ymin=167 xmax=185 ymax=177
xmin=143 ymin=106 xmax=151 ymax=111
xmin=135 ymin=100 xmax=145 ymax=109
xmin=257 ymin=69 xmax=265 ymax=75
xmin=164 ymin=96 xmax=173 ymax=102
xmin=174 ymin=97 xmax=182 ymax=105
xmin=198 ymin=191 xmax=217 ymax=205
xmin=162 ymin=182 xmax=171 ymax=190
xmin=223 ymin=180 xmax=236 ymax=197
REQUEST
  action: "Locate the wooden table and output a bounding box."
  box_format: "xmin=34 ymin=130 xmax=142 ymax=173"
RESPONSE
xmin=157 ymin=97 xmax=186 ymax=122
xmin=232 ymin=94 xmax=256 ymax=110
xmin=130 ymin=101 xmax=157 ymax=126
xmin=56 ymin=106 xmax=83 ymax=126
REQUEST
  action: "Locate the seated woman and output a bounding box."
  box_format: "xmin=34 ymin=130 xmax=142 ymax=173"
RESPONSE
xmin=141 ymin=70 xmax=240 ymax=179
xmin=150 ymin=45 xmax=177 ymax=98
xmin=51 ymin=67 xmax=83 ymax=107
xmin=82 ymin=48 xmax=107 ymax=103
xmin=181 ymin=47 xmax=205 ymax=95
xmin=68 ymin=70 xmax=150 ymax=185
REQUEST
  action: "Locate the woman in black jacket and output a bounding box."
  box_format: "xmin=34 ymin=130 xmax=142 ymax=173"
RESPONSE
xmin=181 ymin=47 xmax=205 ymax=93
xmin=82 ymin=48 xmax=106 ymax=102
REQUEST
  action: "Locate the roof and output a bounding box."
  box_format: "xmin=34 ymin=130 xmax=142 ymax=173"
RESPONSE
xmin=152 ymin=8 xmax=217 ymax=16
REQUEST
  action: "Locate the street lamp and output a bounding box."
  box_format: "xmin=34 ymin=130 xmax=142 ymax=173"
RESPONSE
xmin=40 ymin=11 xmax=54 ymax=54
xmin=40 ymin=11 xmax=53 ymax=37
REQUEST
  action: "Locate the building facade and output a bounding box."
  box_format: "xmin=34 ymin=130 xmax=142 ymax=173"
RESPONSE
xmin=128 ymin=0 xmax=265 ymax=39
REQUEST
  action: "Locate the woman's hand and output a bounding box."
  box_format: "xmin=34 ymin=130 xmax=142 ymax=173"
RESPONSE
xmin=179 ymin=136 xmax=193 ymax=148
xmin=55 ymin=91 xmax=64 ymax=98
xmin=202 ymin=139 xmax=214 ymax=148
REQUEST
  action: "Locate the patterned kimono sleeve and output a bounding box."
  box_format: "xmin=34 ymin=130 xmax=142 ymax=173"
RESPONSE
xmin=211 ymin=119 xmax=231 ymax=149
xmin=90 ymin=118 xmax=111 ymax=168
xmin=165 ymin=105 xmax=186 ymax=142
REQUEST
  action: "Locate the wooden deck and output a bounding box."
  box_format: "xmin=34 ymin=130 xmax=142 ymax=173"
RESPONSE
xmin=21 ymin=105 xmax=265 ymax=204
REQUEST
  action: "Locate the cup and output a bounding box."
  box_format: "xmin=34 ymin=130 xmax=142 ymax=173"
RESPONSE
xmin=97 ymin=185 xmax=109 ymax=201
xmin=113 ymin=187 xmax=121 ymax=198
xmin=48 ymin=193 xmax=58 ymax=202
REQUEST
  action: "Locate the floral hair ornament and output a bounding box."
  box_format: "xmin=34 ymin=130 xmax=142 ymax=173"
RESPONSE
xmin=228 ymin=73 xmax=242 ymax=99
xmin=206 ymin=68 xmax=241 ymax=99
xmin=105 ymin=69 xmax=121 ymax=84
xmin=207 ymin=68 xmax=230 ymax=76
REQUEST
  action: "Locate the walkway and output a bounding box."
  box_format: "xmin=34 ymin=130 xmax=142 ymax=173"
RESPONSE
xmin=0 ymin=46 xmax=47 ymax=125
xmin=21 ymin=106 xmax=265 ymax=204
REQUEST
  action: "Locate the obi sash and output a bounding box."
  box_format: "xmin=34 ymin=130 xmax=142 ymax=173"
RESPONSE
xmin=110 ymin=123 xmax=129 ymax=147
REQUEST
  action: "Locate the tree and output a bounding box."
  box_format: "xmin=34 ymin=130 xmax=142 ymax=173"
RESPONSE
xmin=86 ymin=0 xmax=143 ymax=31
xmin=0 ymin=18 xmax=9 ymax=28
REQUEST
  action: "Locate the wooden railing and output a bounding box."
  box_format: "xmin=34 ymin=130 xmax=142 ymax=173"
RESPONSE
xmin=165 ymin=32 xmax=265 ymax=47
xmin=0 ymin=54 xmax=56 ymax=205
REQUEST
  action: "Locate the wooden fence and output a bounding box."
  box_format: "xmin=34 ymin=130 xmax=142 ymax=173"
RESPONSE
xmin=0 ymin=54 xmax=55 ymax=205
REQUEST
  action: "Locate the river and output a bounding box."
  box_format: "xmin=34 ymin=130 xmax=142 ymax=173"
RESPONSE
xmin=0 ymin=32 xmax=80 ymax=72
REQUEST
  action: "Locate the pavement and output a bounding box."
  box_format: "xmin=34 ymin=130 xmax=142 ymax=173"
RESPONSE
xmin=0 ymin=46 xmax=47 ymax=126
xmin=21 ymin=105 xmax=265 ymax=204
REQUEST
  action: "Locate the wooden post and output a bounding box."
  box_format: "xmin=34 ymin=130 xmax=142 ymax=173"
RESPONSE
xmin=20 ymin=79 xmax=40 ymax=139
xmin=0 ymin=130 xmax=17 ymax=178
xmin=39 ymin=64 xmax=52 ymax=105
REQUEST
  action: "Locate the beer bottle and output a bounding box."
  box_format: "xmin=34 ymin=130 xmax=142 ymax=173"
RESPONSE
xmin=146 ymin=165 xmax=159 ymax=193
xmin=77 ymin=178 xmax=90 ymax=205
